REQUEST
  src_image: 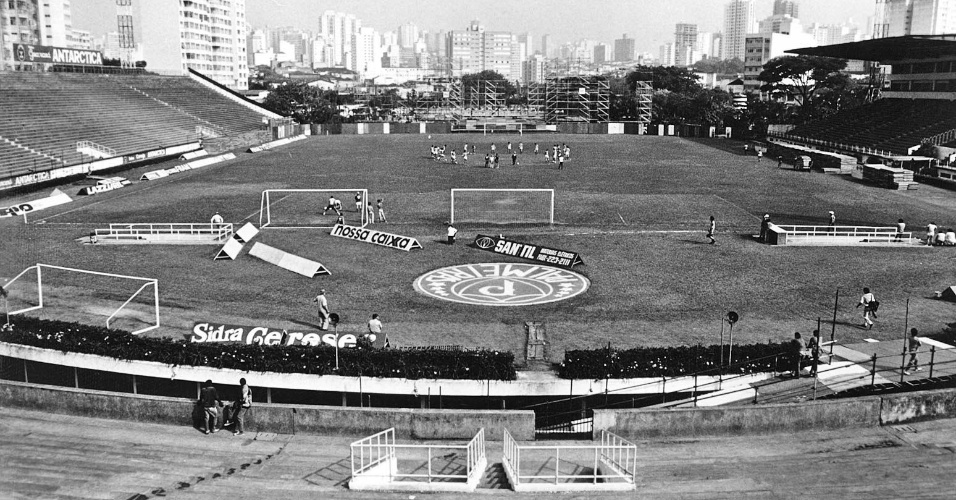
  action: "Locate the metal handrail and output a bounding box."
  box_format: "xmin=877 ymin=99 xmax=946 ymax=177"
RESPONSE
xmin=504 ymin=428 xmax=637 ymax=486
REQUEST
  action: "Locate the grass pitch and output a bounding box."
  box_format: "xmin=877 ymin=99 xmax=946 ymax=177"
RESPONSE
xmin=3 ymin=134 xmax=956 ymax=361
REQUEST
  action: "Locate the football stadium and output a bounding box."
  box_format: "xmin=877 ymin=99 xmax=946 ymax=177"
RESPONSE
xmin=2 ymin=21 xmax=956 ymax=499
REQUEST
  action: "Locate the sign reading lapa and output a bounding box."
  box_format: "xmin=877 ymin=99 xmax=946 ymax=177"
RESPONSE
xmin=330 ymin=223 xmax=422 ymax=251
xmin=189 ymin=322 xmax=357 ymax=348
xmin=13 ymin=43 xmax=104 ymax=66
xmin=473 ymin=234 xmax=583 ymax=268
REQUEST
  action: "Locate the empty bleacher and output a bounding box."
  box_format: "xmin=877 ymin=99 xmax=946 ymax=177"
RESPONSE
xmin=0 ymin=71 xmax=275 ymax=181
xmin=123 ymin=75 xmax=270 ymax=135
xmin=782 ymin=98 xmax=956 ymax=155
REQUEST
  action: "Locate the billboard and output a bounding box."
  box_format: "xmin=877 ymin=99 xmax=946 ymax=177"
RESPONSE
xmin=13 ymin=43 xmax=104 ymax=66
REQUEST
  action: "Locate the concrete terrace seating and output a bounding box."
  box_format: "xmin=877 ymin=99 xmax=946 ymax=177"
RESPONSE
xmin=0 ymin=140 xmax=52 ymax=179
xmin=0 ymin=72 xmax=201 ymax=166
xmin=122 ymin=75 xmax=269 ymax=135
xmin=784 ymin=98 xmax=956 ymax=155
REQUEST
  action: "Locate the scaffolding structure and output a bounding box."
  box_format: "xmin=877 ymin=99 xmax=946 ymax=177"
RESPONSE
xmin=461 ymin=80 xmax=506 ymax=112
xmin=634 ymin=80 xmax=653 ymax=125
xmin=543 ymin=76 xmax=610 ymax=124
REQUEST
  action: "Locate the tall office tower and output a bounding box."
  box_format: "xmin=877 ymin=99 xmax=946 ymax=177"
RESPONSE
xmin=873 ymin=0 xmax=956 ymax=38
xmin=722 ymin=0 xmax=757 ymax=60
xmin=129 ymin=0 xmax=249 ymax=89
xmin=541 ymin=33 xmax=551 ymax=57
xmin=674 ymin=23 xmax=698 ymax=66
xmin=398 ymin=22 xmax=419 ymax=49
xmin=614 ymin=33 xmax=635 ymax=61
xmin=773 ymin=0 xmax=799 ymax=18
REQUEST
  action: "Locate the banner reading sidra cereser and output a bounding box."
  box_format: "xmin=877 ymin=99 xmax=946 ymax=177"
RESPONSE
xmin=189 ymin=322 xmax=356 ymax=348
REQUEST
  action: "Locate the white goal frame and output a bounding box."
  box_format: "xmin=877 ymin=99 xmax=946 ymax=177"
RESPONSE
xmin=259 ymin=189 xmax=368 ymax=229
xmin=3 ymin=263 xmax=160 ymax=335
xmin=450 ymin=189 xmax=555 ymax=225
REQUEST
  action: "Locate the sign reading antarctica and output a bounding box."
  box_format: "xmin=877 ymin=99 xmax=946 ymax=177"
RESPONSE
xmin=414 ymin=263 xmax=590 ymax=306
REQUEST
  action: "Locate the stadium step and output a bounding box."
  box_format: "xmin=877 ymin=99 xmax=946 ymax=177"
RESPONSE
xmin=477 ymin=462 xmax=511 ymax=489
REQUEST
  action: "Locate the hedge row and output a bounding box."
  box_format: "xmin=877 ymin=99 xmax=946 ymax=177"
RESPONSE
xmin=559 ymin=342 xmax=801 ymax=379
xmin=0 ymin=317 xmax=517 ymax=381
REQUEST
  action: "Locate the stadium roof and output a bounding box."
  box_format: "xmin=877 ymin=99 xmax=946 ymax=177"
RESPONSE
xmin=787 ymin=35 xmax=956 ymax=62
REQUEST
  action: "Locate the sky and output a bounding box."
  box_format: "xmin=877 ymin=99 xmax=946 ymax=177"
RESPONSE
xmin=72 ymin=0 xmax=875 ymax=53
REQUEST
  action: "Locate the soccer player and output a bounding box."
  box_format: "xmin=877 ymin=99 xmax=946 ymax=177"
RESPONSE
xmin=322 ymin=196 xmax=341 ymax=216
xmin=507 ymin=141 xmax=512 ymax=152
xmin=519 ymin=142 xmax=524 ymax=153
xmin=707 ymin=216 xmax=716 ymax=244
xmin=926 ymin=221 xmax=938 ymax=246
xmin=462 ymin=148 xmax=469 ymax=164
xmin=511 ymin=151 xmax=518 ymax=166
xmin=332 ymin=197 xmax=343 ymax=215
xmin=446 ymin=221 xmax=458 ymax=244
xmin=355 ymin=191 xmax=363 ymax=212
xmin=366 ymin=201 xmax=375 ymax=224
xmin=451 ymin=150 xmax=457 ymax=164
xmin=544 ymin=149 xmax=550 ymax=163
xmin=377 ymin=199 xmax=387 ymax=223
xmin=534 ymin=143 xmax=539 ymax=155
xmin=557 ymin=152 xmax=565 ymax=169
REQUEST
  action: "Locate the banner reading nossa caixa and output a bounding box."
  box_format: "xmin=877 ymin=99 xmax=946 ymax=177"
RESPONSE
xmin=189 ymin=322 xmax=357 ymax=348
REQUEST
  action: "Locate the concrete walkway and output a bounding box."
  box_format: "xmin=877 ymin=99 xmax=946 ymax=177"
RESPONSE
xmin=0 ymin=406 xmax=954 ymax=499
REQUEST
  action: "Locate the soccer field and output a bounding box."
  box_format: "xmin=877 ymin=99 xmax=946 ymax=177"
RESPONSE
xmin=3 ymin=134 xmax=956 ymax=360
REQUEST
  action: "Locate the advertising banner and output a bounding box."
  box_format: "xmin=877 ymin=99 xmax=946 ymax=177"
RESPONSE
xmin=473 ymin=234 xmax=584 ymax=268
xmin=13 ymin=43 xmax=104 ymax=66
xmin=0 ymin=189 xmax=72 ymax=218
xmin=330 ymin=223 xmax=422 ymax=251
xmin=189 ymin=322 xmax=356 ymax=348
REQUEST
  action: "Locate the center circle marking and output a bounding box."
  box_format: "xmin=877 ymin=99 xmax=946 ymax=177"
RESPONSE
xmin=413 ymin=263 xmax=590 ymax=306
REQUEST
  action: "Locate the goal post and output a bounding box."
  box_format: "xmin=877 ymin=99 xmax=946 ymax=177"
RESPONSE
xmin=3 ymin=263 xmax=160 ymax=335
xmin=259 ymin=189 xmax=368 ymax=229
xmin=450 ymin=189 xmax=555 ymax=225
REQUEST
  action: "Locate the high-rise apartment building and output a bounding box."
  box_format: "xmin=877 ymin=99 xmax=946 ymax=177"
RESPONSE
xmin=659 ymin=43 xmax=675 ymax=66
xmin=129 ymin=0 xmax=248 ymax=89
xmin=594 ymin=43 xmax=609 ymax=64
xmin=352 ymin=26 xmax=382 ymax=74
xmin=759 ymin=15 xmax=803 ymax=35
xmin=722 ymin=0 xmax=757 ymax=61
xmin=873 ymin=0 xmax=956 ymax=38
xmin=674 ymin=23 xmax=698 ymax=66
xmin=318 ymin=10 xmax=360 ymax=67
xmin=541 ymin=33 xmax=551 ymax=58
xmin=446 ymin=20 xmax=516 ymax=78
xmin=1 ymin=0 xmax=77 ymax=69
xmin=398 ymin=22 xmax=419 ymax=49
xmin=614 ymin=33 xmax=635 ymax=61
xmin=773 ymin=0 xmax=799 ymax=18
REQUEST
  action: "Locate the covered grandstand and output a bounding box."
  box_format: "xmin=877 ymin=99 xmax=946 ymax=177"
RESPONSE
xmin=774 ymin=35 xmax=956 ymax=164
xmin=0 ymin=70 xmax=281 ymax=191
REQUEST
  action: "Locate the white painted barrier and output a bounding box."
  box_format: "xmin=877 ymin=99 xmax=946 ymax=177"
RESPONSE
xmin=248 ymin=242 xmax=330 ymax=277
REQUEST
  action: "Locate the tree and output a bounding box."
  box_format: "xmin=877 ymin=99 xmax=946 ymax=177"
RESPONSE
xmin=627 ymin=65 xmax=702 ymax=94
xmin=691 ymin=58 xmax=744 ymax=76
xmin=758 ymin=55 xmax=848 ymax=123
xmin=262 ymin=83 xmax=338 ymax=124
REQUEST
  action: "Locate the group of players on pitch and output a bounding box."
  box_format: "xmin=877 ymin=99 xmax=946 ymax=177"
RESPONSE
xmin=321 ymin=191 xmax=387 ymax=224
xmin=429 ymin=141 xmax=571 ymax=169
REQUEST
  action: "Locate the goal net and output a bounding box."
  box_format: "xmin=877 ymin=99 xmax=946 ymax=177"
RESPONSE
xmin=260 ymin=189 xmax=368 ymax=228
xmin=450 ymin=189 xmax=554 ymax=225
xmin=3 ymin=264 xmax=160 ymax=335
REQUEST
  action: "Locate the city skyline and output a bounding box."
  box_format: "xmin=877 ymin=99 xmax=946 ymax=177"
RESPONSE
xmin=71 ymin=0 xmax=873 ymax=56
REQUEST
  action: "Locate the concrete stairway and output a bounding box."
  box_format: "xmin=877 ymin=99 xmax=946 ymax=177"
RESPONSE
xmin=1 ymin=406 xmax=955 ymax=499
